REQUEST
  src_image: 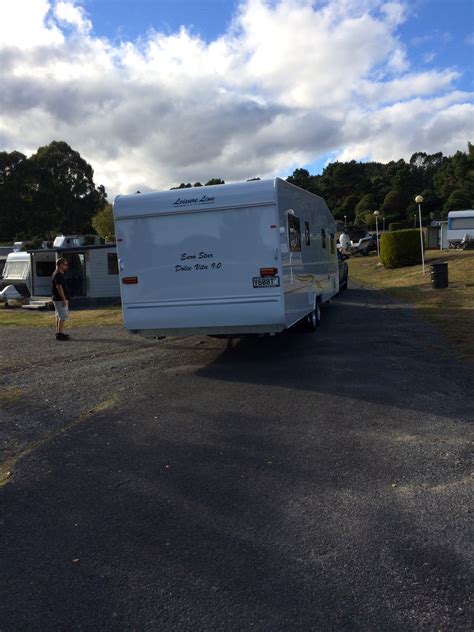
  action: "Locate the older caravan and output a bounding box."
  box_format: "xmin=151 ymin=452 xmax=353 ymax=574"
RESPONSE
xmin=447 ymin=210 xmax=474 ymax=247
xmin=113 ymin=178 xmax=340 ymax=337
xmin=0 ymin=235 xmax=120 ymax=306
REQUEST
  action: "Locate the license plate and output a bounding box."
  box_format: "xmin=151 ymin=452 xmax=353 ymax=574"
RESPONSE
xmin=253 ymin=276 xmax=280 ymax=288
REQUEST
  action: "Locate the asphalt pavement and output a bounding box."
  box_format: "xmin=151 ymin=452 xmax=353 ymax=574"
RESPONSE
xmin=1 ymin=286 xmax=473 ymax=631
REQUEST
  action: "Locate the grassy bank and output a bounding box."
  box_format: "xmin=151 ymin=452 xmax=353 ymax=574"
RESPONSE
xmin=349 ymin=249 xmax=474 ymax=360
xmin=0 ymin=305 xmax=123 ymax=328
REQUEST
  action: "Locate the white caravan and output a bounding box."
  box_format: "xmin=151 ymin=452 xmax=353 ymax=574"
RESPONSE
xmin=447 ymin=210 xmax=474 ymax=246
xmin=113 ymin=178 xmax=339 ymax=337
xmin=0 ymin=235 xmax=120 ymax=303
xmin=1 ymin=251 xmax=57 ymax=296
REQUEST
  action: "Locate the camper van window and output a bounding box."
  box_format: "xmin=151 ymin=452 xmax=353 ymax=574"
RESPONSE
xmin=4 ymin=261 xmax=28 ymax=279
xmin=36 ymin=261 xmax=56 ymax=277
xmin=288 ymin=215 xmax=302 ymax=252
xmin=321 ymin=228 xmax=327 ymax=248
xmin=330 ymin=233 xmax=335 ymax=254
xmin=304 ymin=221 xmax=311 ymax=246
xmin=108 ymin=253 xmax=119 ymax=275
xmin=449 ymin=217 xmax=474 ymax=230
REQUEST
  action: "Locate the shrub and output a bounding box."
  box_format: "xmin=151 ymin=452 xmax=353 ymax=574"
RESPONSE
xmin=380 ymin=229 xmax=422 ymax=268
xmin=388 ymin=222 xmax=402 ymax=231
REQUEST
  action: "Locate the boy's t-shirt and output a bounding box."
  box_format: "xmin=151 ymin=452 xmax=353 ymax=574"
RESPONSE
xmin=51 ymin=270 xmax=70 ymax=301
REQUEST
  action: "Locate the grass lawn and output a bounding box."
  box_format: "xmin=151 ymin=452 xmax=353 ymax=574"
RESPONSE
xmin=349 ymin=249 xmax=474 ymax=361
xmin=0 ymin=305 xmax=123 ymax=328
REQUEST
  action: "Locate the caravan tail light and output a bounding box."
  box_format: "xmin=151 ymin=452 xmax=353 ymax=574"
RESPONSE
xmin=122 ymin=276 xmax=138 ymax=284
xmin=260 ymin=267 xmax=278 ymax=277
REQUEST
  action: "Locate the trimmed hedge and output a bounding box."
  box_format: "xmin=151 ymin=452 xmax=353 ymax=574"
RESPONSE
xmin=380 ymin=229 xmax=422 ymax=268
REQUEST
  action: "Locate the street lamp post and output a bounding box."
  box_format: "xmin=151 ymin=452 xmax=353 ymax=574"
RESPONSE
xmin=415 ymin=195 xmax=425 ymax=274
xmin=382 ymin=216 xmax=386 ymax=232
xmin=344 ymin=215 xmax=347 ymax=228
xmin=374 ymin=210 xmax=380 ymax=256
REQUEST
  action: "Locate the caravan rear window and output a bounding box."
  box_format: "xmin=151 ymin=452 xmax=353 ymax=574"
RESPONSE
xmin=288 ymin=215 xmax=301 ymax=252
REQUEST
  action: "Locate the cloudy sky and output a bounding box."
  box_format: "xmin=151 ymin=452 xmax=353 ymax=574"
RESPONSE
xmin=1 ymin=0 xmax=473 ymax=198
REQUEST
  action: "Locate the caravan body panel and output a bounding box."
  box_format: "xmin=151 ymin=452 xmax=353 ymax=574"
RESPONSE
xmin=276 ymin=179 xmax=338 ymax=328
xmin=114 ymin=179 xmax=338 ymax=337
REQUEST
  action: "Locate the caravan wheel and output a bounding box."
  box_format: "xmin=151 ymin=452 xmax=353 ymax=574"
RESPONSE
xmin=305 ymin=298 xmax=321 ymax=332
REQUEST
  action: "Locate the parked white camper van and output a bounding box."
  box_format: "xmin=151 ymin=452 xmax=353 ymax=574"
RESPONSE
xmin=447 ymin=210 xmax=474 ymax=247
xmin=113 ymin=178 xmax=340 ymax=337
xmin=0 ymin=236 xmax=120 ymax=304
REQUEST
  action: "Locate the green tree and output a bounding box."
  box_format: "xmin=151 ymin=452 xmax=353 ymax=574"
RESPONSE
xmin=171 ymin=182 xmax=193 ymax=189
xmin=205 ymin=178 xmax=225 ymax=186
xmin=287 ymin=168 xmax=320 ymax=194
xmin=0 ymin=151 xmax=34 ymax=240
xmin=30 ymin=141 xmax=107 ymax=234
xmin=92 ymin=203 xmax=115 ymax=241
xmin=443 ymin=190 xmax=473 ymax=215
xmin=354 ymin=193 xmax=377 ymax=220
xmin=333 ymin=194 xmax=360 ymax=222
xmin=405 ymin=188 xmax=442 ymax=221
xmin=380 ymin=190 xmax=409 ymax=222
xmin=318 ymin=161 xmax=369 ymax=210
xmin=434 ymin=147 xmax=474 ymax=207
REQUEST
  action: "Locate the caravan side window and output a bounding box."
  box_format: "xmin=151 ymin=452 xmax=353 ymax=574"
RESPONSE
xmin=330 ymin=233 xmax=335 ymax=254
xmin=321 ymin=228 xmax=327 ymax=248
xmin=288 ymin=215 xmax=302 ymax=252
xmin=36 ymin=261 xmax=56 ymax=277
xmin=304 ymin=221 xmax=311 ymax=246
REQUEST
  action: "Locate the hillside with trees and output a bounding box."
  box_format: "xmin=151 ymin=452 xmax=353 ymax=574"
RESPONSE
xmin=287 ymin=144 xmax=473 ymax=228
xmin=0 ymin=142 xmax=472 ymax=241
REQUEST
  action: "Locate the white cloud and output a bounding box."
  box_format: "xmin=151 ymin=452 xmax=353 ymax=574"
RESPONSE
xmin=53 ymin=1 xmax=91 ymax=32
xmin=0 ymin=0 xmax=472 ymax=198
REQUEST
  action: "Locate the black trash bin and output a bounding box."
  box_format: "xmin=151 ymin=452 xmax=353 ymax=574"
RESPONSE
xmin=430 ymin=262 xmax=448 ymax=289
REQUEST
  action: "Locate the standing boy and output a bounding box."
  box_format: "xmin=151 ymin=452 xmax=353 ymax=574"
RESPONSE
xmin=52 ymin=258 xmax=70 ymax=340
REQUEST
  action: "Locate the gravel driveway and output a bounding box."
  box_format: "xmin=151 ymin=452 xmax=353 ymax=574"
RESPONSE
xmin=1 ymin=287 xmax=473 ymax=631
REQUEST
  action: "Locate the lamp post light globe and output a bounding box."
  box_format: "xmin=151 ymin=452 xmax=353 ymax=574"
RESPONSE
xmin=415 ymin=195 xmax=423 ymax=204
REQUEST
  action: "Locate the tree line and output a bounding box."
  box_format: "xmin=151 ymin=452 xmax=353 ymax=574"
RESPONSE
xmin=0 ymin=140 xmax=472 ymax=242
xmin=287 ymin=144 xmax=474 ymax=228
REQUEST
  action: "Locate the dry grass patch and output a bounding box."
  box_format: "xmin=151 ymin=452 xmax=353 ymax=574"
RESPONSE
xmin=349 ymin=249 xmax=474 ymax=360
xmin=0 ymin=305 xmax=123 ymax=328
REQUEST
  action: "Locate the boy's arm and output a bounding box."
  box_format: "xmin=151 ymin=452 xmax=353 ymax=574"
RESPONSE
xmin=55 ymin=282 xmax=68 ymax=305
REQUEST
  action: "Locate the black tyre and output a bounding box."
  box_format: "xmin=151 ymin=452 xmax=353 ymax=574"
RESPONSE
xmin=305 ymin=298 xmax=321 ymax=331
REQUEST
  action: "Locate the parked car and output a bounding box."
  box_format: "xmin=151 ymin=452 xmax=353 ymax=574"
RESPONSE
xmin=366 ymin=233 xmax=379 ymax=253
xmin=349 ymin=235 xmax=371 ymax=256
xmin=337 ymin=250 xmax=348 ymax=290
